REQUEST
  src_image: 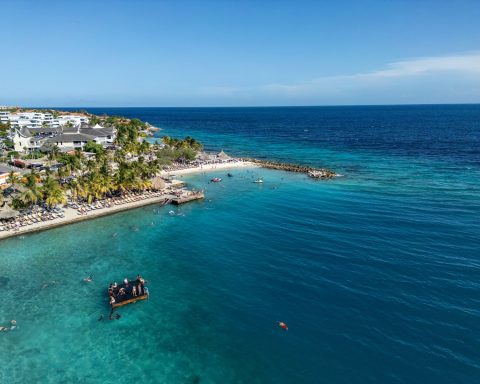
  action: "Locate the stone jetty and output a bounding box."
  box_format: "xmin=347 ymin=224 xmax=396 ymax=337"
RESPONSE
xmin=242 ymin=158 xmax=337 ymax=179
xmin=171 ymin=191 xmax=205 ymax=205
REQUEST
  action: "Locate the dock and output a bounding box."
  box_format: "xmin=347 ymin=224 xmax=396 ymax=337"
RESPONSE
xmin=171 ymin=191 xmax=204 ymax=205
xmin=109 ymin=279 xmax=149 ymax=308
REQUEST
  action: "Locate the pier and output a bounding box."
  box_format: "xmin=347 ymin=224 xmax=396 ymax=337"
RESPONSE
xmin=171 ymin=191 xmax=205 ymax=205
xmin=241 ymin=158 xmax=336 ymax=179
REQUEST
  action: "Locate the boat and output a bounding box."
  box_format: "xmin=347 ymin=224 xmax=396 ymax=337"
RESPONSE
xmin=108 ymin=278 xmax=149 ymax=308
xmin=253 ymin=178 xmax=264 ymax=183
xmin=211 ymin=177 xmax=222 ymax=182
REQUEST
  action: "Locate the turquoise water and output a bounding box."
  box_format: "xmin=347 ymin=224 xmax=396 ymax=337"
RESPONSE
xmin=1 ymin=106 xmax=480 ymax=383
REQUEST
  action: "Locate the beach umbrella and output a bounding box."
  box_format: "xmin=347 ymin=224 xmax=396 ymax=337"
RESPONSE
xmin=217 ymin=150 xmax=231 ymax=160
xmin=0 ymin=209 xmax=20 ymax=220
xmin=150 ymin=177 xmax=166 ymax=190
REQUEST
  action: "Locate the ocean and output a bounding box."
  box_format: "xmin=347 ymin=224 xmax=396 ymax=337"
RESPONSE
xmin=1 ymin=105 xmax=479 ymax=383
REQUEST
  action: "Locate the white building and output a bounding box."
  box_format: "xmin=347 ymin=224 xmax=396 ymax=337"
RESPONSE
xmin=0 ymin=112 xmax=9 ymax=124
xmin=4 ymin=111 xmax=89 ymax=131
xmin=45 ymin=132 xmax=95 ymax=150
xmin=12 ymin=127 xmax=45 ymax=152
xmin=11 ymin=123 xmax=116 ymax=152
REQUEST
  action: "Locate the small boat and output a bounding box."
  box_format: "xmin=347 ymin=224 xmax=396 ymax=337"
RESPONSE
xmin=108 ymin=278 xmax=149 ymax=308
xmin=211 ymin=177 xmax=222 ymax=182
xmin=253 ymin=178 xmax=264 ymax=183
xmin=227 ymin=173 xmax=233 ymax=177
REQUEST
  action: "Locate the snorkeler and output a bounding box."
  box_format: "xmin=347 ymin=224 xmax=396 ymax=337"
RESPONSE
xmin=278 ymin=322 xmax=288 ymax=331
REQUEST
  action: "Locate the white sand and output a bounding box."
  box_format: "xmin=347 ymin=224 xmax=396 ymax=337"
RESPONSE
xmin=160 ymin=160 xmax=257 ymax=177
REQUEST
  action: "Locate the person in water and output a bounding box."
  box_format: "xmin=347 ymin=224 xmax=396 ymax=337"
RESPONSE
xmin=98 ymin=314 xmax=104 ymax=321
xmin=84 ymin=275 xmax=93 ymax=282
xmin=278 ymin=322 xmax=288 ymax=331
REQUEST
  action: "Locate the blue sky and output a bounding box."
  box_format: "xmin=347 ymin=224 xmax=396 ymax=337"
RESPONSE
xmin=1 ymin=0 xmax=479 ymax=107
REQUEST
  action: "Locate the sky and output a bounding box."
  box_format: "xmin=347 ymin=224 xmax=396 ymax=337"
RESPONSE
xmin=1 ymin=0 xmax=480 ymax=107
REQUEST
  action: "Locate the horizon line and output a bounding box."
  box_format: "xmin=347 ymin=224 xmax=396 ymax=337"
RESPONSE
xmin=20 ymin=102 xmax=480 ymax=109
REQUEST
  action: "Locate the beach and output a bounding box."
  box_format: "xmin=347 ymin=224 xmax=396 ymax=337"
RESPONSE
xmin=0 ymin=193 xmax=168 ymax=240
xmin=0 ymin=161 xmax=257 ymax=241
xmin=160 ymin=160 xmax=257 ymax=176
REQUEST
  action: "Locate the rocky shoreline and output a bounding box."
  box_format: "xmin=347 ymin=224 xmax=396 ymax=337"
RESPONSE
xmin=241 ymin=158 xmax=337 ymax=179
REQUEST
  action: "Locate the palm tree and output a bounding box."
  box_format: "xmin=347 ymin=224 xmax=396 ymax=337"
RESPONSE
xmin=21 ymin=188 xmax=42 ymax=206
xmin=45 ymin=186 xmax=66 ymax=208
xmin=7 ymin=171 xmax=19 ymax=188
xmin=95 ymin=175 xmax=113 ymax=197
xmin=48 ymin=145 xmax=60 ymax=163
xmin=10 ymin=196 xmax=24 ymax=210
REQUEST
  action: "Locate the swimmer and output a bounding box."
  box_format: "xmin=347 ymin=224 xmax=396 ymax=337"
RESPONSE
xmin=0 ymin=327 xmax=8 ymax=332
xmin=115 ymin=313 xmax=121 ymax=320
xmin=98 ymin=314 xmax=104 ymax=321
xmin=278 ymin=321 xmax=288 ymax=331
xmin=83 ymin=276 xmax=93 ymax=282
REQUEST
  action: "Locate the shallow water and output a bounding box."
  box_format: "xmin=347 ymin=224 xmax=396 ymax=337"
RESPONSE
xmin=1 ymin=106 xmax=480 ymax=383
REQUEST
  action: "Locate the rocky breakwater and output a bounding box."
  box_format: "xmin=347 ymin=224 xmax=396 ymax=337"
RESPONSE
xmin=242 ymin=158 xmax=337 ymax=179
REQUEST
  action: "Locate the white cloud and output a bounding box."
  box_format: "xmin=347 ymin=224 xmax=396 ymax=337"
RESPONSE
xmin=348 ymin=52 xmax=480 ymax=79
xmin=199 ymin=52 xmax=480 ymax=105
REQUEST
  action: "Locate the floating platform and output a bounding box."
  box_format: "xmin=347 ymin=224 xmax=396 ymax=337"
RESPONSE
xmin=171 ymin=192 xmax=204 ymax=205
xmin=108 ymin=279 xmax=149 ymax=308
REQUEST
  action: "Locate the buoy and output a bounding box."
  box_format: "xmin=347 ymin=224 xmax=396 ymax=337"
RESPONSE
xmin=278 ymin=321 xmax=288 ymax=331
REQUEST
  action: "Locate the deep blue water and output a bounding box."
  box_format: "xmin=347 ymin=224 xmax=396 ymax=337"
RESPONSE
xmin=1 ymin=106 xmax=479 ymax=383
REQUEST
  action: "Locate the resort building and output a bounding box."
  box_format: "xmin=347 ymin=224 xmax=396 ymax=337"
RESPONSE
xmin=45 ymin=133 xmax=95 ymax=151
xmin=11 ymin=123 xmax=116 ymax=152
xmin=0 ymin=111 xmax=9 ymax=124
xmin=3 ymin=111 xmax=89 ymax=131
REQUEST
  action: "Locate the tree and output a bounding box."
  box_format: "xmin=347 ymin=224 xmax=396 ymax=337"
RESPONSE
xmin=0 ymin=122 xmax=10 ymax=137
xmin=10 ymin=196 xmax=24 ymax=210
xmin=84 ymin=140 xmax=105 ymax=155
xmin=49 ymin=145 xmax=60 ymax=163
xmin=41 ymin=142 xmax=60 ymax=162
xmin=41 ymin=174 xmax=66 ymax=208
xmin=21 ymin=171 xmax=42 ymax=206
xmin=7 ymin=171 xmax=19 ymax=188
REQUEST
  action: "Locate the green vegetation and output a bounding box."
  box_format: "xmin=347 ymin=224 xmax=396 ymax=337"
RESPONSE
xmin=83 ymin=140 xmax=105 ymax=155
xmin=156 ymin=136 xmax=203 ymax=164
xmin=1 ymin=111 xmax=204 ymax=211
xmin=0 ymin=122 xmax=10 ymax=136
